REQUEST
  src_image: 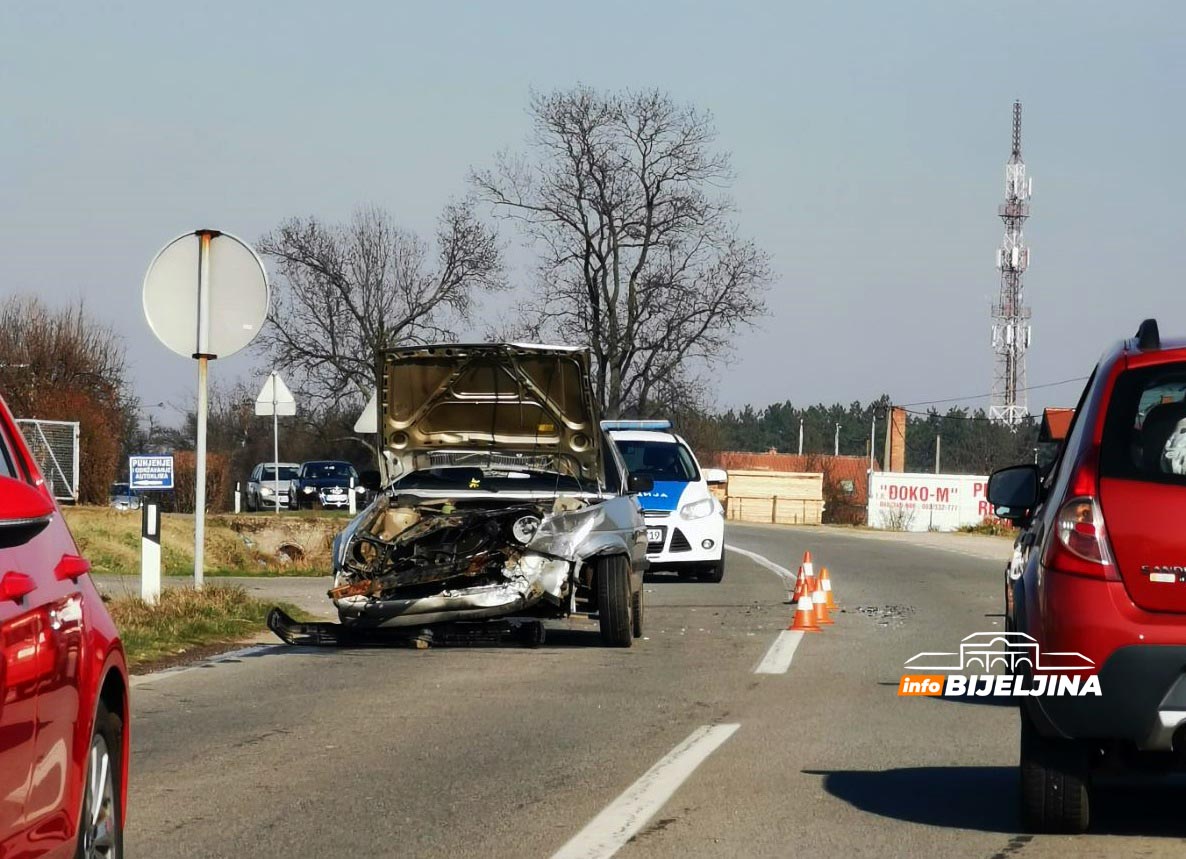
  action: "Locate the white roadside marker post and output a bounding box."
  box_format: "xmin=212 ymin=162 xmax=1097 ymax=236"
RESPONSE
xmin=234 ymin=481 xmax=241 ymax=514
xmin=141 ymin=502 xmax=161 ymax=605
xmin=349 ymin=476 xmax=357 ymax=515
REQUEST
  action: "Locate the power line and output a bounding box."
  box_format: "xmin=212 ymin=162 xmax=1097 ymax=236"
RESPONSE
xmin=899 ymin=407 xmax=1034 ymax=422
xmin=897 ymin=376 xmax=1088 ymax=409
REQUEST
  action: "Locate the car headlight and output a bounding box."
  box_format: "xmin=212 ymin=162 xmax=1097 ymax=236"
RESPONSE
xmin=354 ymin=485 xmax=366 ymax=493
xmin=679 ymin=497 xmax=716 ymax=521
xmin=260 ymin=486 xmax=274 ymax=496
xmin=528 ymin=507 xmax=604 ymax=559
xmin=303 ymin=486 xmax=315 ymax=494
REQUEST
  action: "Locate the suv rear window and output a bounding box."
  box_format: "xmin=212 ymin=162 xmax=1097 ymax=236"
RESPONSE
xmin=1101 ymin=363 xmax=1186 ymax=484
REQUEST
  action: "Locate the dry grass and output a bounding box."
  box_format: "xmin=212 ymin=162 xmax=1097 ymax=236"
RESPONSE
xmin=957 ymin=519 xmax=1017 ymax=537
xmin=106 ymin=585 xmax=305 ymax=670
xmin=63 ymin=506 xmax=339 ymax=576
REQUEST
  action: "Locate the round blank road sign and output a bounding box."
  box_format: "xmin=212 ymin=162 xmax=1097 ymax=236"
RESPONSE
xmin=142 ymin=230 xmax=269 ymax=359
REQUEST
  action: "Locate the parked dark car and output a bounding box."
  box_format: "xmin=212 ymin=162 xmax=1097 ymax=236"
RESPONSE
xmin=989 ymin=319 xmax=1186 ymax=833
xmin=0 ymin=390 xmax=129 ymax=855
xmin=290 ymin=460 xmax=363 ymax=510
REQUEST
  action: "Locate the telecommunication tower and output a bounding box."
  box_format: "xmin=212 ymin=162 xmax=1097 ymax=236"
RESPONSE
xmin=990 ymin=101 xmax=1032 ymax=427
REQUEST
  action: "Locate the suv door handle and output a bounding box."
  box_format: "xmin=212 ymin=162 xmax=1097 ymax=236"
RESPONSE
xmin=54 ymin=554 xmax=90 ymax=582
xmin=0 ymin=571 xmax=36 ymax=602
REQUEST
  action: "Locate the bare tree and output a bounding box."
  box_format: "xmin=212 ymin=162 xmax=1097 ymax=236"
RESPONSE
xmin=0 ymin=297 xmax=132 ymax=502
xmin=472 ymin=86 xmax=771 ymax=417
xmin=257 ymin=203 xmax=503 ymax=406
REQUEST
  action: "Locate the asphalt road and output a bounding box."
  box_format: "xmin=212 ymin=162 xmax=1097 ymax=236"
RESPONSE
xmin=124 ymin=525 xmax=1186 ymax=858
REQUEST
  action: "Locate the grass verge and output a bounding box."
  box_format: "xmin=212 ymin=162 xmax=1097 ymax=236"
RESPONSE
xmin=64 ymin=506 xmax=340 ymax=577
xmin=106 ymin=585 xmax=308 ymax=671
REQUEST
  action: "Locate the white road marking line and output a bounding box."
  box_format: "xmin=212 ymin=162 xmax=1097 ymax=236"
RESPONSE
xmin=550 ymin=723 xmax=740 ymax=859
xmin=753 ymin=630 xmax=803 ymax=674
xmin=726 ymin=546 xmax=806 ymax=675
xmin=726 ymin=545 xmax=795 ymax=586
xmin=130 ymin=643 xmax=280 ymax=687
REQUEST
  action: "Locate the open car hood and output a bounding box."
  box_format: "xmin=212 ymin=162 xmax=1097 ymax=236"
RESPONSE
xmin=380 ymin=344 xmax=601 ymax=483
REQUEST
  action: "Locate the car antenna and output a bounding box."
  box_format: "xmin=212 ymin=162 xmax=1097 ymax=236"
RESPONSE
xmin=1136 ymin=318 xmax=1161 ymax=351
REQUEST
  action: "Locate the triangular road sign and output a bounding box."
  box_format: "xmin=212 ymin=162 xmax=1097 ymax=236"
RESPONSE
xmin=354 ymin=389 xmax=379 ymax=434
xmin=255 ymin=372 xmax=297 ymax=416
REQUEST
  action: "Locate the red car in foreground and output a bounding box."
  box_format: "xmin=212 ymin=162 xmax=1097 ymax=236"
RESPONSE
xmin=989 ymin=319 xmax=1186 ymax=833
xmin=0 ymin=395 xmax=128 ymax=857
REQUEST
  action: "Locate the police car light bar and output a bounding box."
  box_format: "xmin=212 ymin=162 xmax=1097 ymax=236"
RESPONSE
xmin=600 ymin=419 xmax=672 ymax=431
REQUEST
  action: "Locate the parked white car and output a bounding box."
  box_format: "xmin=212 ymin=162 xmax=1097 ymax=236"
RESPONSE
xmin=246 ymin=462 xmax=300 ymax=511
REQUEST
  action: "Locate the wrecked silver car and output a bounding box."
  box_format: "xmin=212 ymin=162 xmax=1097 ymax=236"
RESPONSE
xmin=327 ymin=344 xmax=651 ymax=647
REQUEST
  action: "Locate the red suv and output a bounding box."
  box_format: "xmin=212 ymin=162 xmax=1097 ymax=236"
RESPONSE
xmin=0 ymin=394 xmax=128 ymax=856
xmin=989 ymin=319 xmax=1186 ymax=833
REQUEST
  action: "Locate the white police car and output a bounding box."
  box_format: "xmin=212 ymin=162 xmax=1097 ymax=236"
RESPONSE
xmin=602 ymin=420 xmax=727 ymax=582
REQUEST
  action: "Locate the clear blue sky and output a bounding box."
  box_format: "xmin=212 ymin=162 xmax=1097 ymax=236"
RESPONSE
xmin=3 ymin=1 xmax=1184 ymax=421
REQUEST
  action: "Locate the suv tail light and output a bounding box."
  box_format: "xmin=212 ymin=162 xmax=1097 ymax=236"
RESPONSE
xmin=1041 ymin=450 xmax=1118 ymax=580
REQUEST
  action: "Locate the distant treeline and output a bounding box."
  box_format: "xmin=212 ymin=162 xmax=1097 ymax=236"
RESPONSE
xmin=704 ymin=395 xmax=1043 ymax=475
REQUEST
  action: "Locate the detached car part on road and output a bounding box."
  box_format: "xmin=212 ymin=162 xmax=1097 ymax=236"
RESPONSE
xmin=310 ymin=344 xmax=651 ymax=647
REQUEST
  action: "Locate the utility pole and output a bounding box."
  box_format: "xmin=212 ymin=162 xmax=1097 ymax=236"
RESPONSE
xmin=869 ymin=413 xmax=876 ymax=469
xmin=935 ymin=434 xmax=942 ymax=474
xmin=798 ymin=417 xmax=804 ymax=456
xmin=990 ymin=100 xmax=1033 ymax=428
xmin=834 ymin=423 xmax=841 ymax=457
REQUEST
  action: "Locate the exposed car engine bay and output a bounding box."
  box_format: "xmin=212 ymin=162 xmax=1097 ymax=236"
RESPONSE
xmin=329 ymin=491 xmax=601 ymax=627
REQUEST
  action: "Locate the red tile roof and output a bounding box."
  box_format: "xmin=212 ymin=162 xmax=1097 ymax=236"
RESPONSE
xmin=1040 ymin=408 xmax=1074 ymax=443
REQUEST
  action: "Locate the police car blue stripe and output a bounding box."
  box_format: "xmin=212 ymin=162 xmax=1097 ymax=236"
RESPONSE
xmin=635 ymin=481 xmax=687 ymax=512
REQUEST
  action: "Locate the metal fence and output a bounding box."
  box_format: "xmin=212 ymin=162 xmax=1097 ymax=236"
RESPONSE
xmin=15 ymin=419 xmax=80 ymax=502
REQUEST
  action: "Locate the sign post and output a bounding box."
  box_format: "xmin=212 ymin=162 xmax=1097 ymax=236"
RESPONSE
xmin=143 ymin=230 xmax=269 ymax=588
xmin=254 ymin=372 xmax=296 ymax=515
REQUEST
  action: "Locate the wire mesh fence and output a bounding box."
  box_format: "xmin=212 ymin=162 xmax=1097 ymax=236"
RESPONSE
xmin=15 ymin=418 xmax=79 ymax=502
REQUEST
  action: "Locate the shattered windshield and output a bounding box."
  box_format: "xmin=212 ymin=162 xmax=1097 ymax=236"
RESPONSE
xmin=392 ymin=466 xmax=591 ymax=493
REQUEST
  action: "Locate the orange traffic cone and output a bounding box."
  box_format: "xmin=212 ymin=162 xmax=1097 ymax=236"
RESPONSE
xmin=789 ymin=593 xmax=821 ymax=632
xmin=820 ymin=567 xmax=838 ymax=609
xmin=802 ymin=551 xmax=818 ymax=593
xmin=791 ymin=565 xmax=809 ymax=602
xmin=812 ymin=585 xmax=834 ymax=625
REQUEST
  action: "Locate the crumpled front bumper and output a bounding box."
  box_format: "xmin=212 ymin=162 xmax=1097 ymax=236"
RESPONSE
xmin=334 ymin=553 xmax=572 ymax=628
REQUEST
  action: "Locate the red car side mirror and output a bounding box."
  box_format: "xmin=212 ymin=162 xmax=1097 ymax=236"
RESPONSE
xmin=0 ymin=475 xmax=55 ymax=549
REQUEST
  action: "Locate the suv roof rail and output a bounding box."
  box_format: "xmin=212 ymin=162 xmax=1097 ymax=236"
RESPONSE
xmin=1136 ymin=318 xmax=1161 ymax=351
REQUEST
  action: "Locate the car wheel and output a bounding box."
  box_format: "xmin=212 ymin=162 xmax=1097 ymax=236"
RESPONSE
xmin=1019 ymin=706 xmax=1090 ymax=833
xmin=631 ymin=584 xmax=644 ymax=638
xmin=596 ymin=555 xmax=633 ymax=648
xmin=698 ymin=558 xmax=725 ymax=583
xmin=77 ymin=701 xmax=123 ymax=859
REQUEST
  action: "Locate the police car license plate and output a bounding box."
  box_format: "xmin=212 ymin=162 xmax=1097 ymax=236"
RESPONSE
xmin=647 ymin=528 xmax=664 ymax=544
